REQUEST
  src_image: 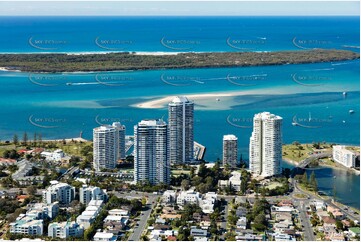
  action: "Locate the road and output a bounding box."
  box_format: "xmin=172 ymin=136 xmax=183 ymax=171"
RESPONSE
xmin=291 ymin=179 xmax=316 ymax=241
xmin=296 ymin=200 xmax=315 ymax=241
xmin=219 ymin=197 xmax=230 ymax=241
xmin=113 ymin=191 xmax=159 ymax=241
xmin=292 ymin=178 xmax=360 ymax=240
xmin=296 ymin=152 xmax=331 ymax=168
xmin=292 ymin=178 xmax=359 ymax=221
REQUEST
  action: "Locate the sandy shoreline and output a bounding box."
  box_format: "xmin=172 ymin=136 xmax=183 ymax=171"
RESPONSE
xmin=132 ymin=89 xmax=289 ymax=110
xmin=0 ymin=67 xmax=16 ymax=72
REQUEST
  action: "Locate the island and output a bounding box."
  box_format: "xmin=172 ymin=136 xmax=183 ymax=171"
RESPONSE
xmin=0 ymin=49 xmax=359 ymax=73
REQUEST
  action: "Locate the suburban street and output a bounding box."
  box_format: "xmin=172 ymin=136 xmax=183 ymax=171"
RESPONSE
xmin=219 ymin=197 xmax=231 ymax=241
xmin=114 ymin=191 xmax=159 ymax=241
xmin=292 ymin=178 xmax=360 ymax=221
xmin=295 ymin=200 xmax=315 ymax=241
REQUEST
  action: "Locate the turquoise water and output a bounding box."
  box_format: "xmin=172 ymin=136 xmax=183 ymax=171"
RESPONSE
xmin=0 ymin=16 xmax=359 ymax=208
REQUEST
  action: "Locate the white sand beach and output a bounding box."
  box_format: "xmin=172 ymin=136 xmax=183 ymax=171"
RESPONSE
xmin=132 ymin=88 xmax=291 ymax=110
xmin=0 ymin=67 xmax=19 ymax=72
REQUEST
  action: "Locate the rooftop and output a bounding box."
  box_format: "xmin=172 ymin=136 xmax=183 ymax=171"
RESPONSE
xmin=170 ymin=96 xmax=192 ymax=104
xmin=255 ymin=111 xmax=282 ymax=121
xmin=223 ymin=134 xmax=237 ymax=141
xmin=138 ymin=119 xmax=167 ymax=127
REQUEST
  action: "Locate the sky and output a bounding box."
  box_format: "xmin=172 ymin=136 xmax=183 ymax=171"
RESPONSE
xmin=0 ymin=0 xmax=359 ymax=16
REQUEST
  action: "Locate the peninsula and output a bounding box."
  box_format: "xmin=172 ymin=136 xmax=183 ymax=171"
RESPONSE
xmin=0 ymin=49 xmax=359 ymax=73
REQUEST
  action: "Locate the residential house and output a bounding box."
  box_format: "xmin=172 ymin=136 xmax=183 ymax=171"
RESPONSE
xmin=93 ymin=231 xmax=117 ymax=241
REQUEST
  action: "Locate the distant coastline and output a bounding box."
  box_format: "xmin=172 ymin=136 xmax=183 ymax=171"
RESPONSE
xmin=0 ymin=49 xmax=359 ymax=73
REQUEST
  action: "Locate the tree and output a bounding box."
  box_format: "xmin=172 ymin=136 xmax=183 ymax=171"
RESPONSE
xmin=33 ymin=132 xmax=37 ymax=147
xmin=212 ymin=161 xmax=220 ymax=173
xmin=141 ymin=197 xmax=147 ymax=206
xmin=181 ymin=179 xmax=190 ymax=191
xmin=198 ymin=163 xmax=208 ymax=177
xmin=13 ymin=134 xmax=18 ymax=146
xmin=190 ymin=166 xmax=196 ymax=178
xmin=253 ymin=212 xmax=267 ymax=231
xmin=22 ymin=132 xmax=28 ymax=145
xmin=282 ymin=168 xmax=291 ymax=179
xmin=335 ymin=220 xmax=344 ymax=230
xmin=239 ymin=154 xmax=246 ymax=168
xmin=38 ymin=133 xmax=42 ymax=147
xmin=302 ymin=172 xmax=308 ymax=185
xmin=310 ymin=171 xmax=318 ymax=193
xmin=292 ymin=141 xmax=301 ymax=146
xmin=26 ymin=186 xmax=37 ymax=196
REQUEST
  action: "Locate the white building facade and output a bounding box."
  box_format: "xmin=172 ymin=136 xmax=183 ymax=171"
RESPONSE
xmin=42 ymin=181 xmax=75 ymax=205
xmin=93 ymin=125 xmax=118 ymax=171
xmin=249 ymin=112 xmax=282 ymax=177
xmin=134 ymin=119 xmax=170 ymax=185
xmin=48 ymin=221 xmax=84 ymax=239
xmin=79 ymin=185 xmax=107 ymax=205
xmin=168 ymin=96 xmax=194 ymax=164
xmin=9 ymin=214 xmax=43 ymax=236
xmin=332 ymin=145 xmax=358 ymax=168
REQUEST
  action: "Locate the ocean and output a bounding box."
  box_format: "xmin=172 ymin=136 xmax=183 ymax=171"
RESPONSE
xmin=0 ymin=16 xmax=359 ymax=208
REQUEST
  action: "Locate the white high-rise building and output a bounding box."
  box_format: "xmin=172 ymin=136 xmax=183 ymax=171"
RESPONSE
xmin=93 ymin=122 xmax=126 ymax=171
xmin=168 ymin=96 xmax=194 ymax=164
xmin=249 ymin=112 xmax=282 ymax=177
xmin=134 ymin=119 xmax=170 ymax=185
xmin=42 ymin=181 xmax=75 ymax=205
xmin=112 ymin=122 xmax=126 ymax=160
xmin=223 ymin=134 xmax=238 ymax=168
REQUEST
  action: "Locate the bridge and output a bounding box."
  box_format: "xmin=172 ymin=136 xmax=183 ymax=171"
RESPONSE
xmin=296 ymin=152 xmax=332 ymax=168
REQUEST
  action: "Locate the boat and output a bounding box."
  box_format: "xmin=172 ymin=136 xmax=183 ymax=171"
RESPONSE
xmin=66 ymin=82 xmax=73 ymax=86
xmin=292 ymin=122 xmax=298 ymax=126
xmin=343 ymin=92 xmax=347 ymax=96
xmin=216 ymin=98 xmax=220 ymax=101
xmin=349 ymin=110 xmax=355 ymax=114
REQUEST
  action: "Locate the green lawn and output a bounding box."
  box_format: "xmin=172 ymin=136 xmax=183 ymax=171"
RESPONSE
xmin=265 ymin=182 xmax=283 ymax=190
xmin=282 ymin=143 xmax=332 ymax=163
